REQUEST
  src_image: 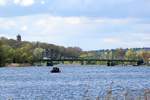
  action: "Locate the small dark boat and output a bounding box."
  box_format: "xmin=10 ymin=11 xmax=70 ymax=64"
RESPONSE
xmin=50 ymin=67 xmax=61 ymax=73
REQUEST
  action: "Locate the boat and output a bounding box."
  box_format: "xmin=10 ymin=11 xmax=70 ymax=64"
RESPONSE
xmin=50 ymin=67 xmax=61 ymax=73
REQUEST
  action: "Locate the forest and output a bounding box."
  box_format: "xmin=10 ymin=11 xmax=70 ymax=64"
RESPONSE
xmin=0 ymin=37 xmax=82 ymax=67
xmin=0 ymin=37 xmax=150 ymax=67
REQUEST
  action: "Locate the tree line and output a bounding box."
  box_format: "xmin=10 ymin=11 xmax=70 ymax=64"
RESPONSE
xmin=80 ymin=48 xmax=150 ymax=65
xmin=0 ymin=37 xmax=82 ymax=67
xmin=0 ymin=37 xmax=150 ymax=67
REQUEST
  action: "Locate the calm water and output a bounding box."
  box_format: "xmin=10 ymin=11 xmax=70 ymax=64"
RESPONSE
xmin=0 ymin=65 xmax=150 ymax=100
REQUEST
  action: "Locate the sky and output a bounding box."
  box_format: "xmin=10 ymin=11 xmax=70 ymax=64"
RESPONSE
xmin=0 ymin=0 xmax=150 ymax=50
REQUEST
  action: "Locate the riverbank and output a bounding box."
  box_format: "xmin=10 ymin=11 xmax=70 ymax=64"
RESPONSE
xmin=6 ymin=63 xmax=32 ymax=67
xmin=3 ymin=63 xmax=150 ymax=67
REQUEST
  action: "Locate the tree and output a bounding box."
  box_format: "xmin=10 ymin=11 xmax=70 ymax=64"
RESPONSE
xmin=0 ymin=41 xmax=5 ymax=67
xmin=138 ymin=50 xmax=150 ymax=64
xmin=113 ymin=48 xmax=125 ymax=59
xmin=14 ymin=43 xmax=33 ymax=64
xmin=33 ymin=48 xmax=44 ymax=62
xmin=21 ymin=43 xmax=33 ymax=63
xmin=125 ymin=49 xmax=137 ymax=60
xmin=2 ymin=45 xmax=15 ymax=63
xmin=66 ymin=47 xmax=82 ymax=58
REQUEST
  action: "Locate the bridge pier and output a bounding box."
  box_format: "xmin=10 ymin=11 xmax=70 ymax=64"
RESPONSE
xmin=107 ymin=61 xmax=115 ymax=66
xmin=47 ymin=61 xmax=53 ymax=66
xmin=107 ymin=61 xmax=110 ymax=66
xmin=137 ymin=60 xmax=144 ymax=66
xmin=80 ymin=61 xmax=84 ymax=65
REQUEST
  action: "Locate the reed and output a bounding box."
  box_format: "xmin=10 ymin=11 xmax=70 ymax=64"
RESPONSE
xmin=95 ymin=82 xmax=150 ymax=100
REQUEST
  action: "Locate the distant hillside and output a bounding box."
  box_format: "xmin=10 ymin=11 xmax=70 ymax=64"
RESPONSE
xmin=80 ymin=48 xmax=150 ymax=65
xmin=0 ymin=37 xmax=82 ymax=67
xmin=0 ymin=36 xmax=150 ymax=67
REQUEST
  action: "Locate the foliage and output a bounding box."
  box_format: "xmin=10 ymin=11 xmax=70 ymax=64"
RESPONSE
xmin=0 ymin=36 xmax=149 ymax=66
xmin=0 ymin=37 xmax=82 ymax=66
xmin=0 ymin=41 xmax=5 ymax=67
xmin=2 ymin=45 xmax=15 ymax=63
xmin=33 ymin=48 xmax=44 ymax=62
xmin=125 ymin=49 xmax=137 ymax=60
xmin=113 ymin=48 xmax=125 ymax=59
xmin=81 ymin=48 xmax=150 ymax=65
xmin=137 ymin=50 xmax=150 ymax=64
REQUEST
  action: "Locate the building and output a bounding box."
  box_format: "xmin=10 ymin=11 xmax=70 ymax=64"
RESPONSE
xmin=17 ymin=34 xmax=21 ymax=42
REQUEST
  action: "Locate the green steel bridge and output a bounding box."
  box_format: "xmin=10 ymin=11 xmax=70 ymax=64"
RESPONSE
xmin=42 ymin=58 xmax=143 ymax=66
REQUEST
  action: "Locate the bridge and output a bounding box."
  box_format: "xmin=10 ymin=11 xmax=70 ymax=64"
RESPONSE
xmin=42 ymin=58 xmax=143 ymax=66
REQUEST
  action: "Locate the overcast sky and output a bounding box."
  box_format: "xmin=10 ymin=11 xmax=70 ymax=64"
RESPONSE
xmin=0 ymin=0 xmax=150 ymax=50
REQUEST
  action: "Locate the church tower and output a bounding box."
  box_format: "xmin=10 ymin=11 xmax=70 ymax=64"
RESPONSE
xmin=17 ymin=34 xmax=21 ymax=42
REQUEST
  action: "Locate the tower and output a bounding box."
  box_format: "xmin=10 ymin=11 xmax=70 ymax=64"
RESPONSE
xmin=17 ymin=34 xmax=21 ymax=42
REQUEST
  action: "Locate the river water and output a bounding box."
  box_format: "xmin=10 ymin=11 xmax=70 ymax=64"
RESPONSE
xmin=0 ymin=65 xmax=150 ymax=100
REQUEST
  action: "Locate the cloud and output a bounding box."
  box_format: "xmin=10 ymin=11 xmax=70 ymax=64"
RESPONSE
xmin=41 ymin=0 xmax=45 ymax=5
xmin=103 ymin=37 xmax=121 ymax=44
xmin=0 ymin=18 xmax=16 ymax=29
xmin=20 ymin=25 xmax=28 ymax=31
xmin=0 ymin=0 xmax=7 ymax=6
xmin=64 ymin=17 xmax=82 ymax=25
xmin=0 ymin=0 xmax=150 ymax=18
xmin=0 ymin=0 xmax=149 ymax=50
xmin=0 ymin=14 xmax=150 ymax=50
xmin=14 ymin=0 xmax=35 ymax=6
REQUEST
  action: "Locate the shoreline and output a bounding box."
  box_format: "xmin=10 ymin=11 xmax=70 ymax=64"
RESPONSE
xmin=5 ymin=63 xmax=32 ymax=67
xmin=2 ymin=63 xmax=150 ymax=68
